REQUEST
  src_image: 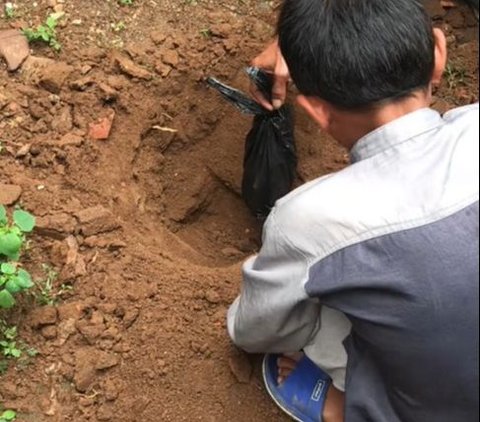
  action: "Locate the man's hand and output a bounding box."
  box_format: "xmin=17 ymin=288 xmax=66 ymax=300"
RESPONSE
xmin=251 ymin=39 xmax=290 ymax=111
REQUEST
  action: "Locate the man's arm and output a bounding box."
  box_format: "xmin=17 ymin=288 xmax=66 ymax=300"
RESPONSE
xmin=227 ymin=209 xmax=321 ymax=353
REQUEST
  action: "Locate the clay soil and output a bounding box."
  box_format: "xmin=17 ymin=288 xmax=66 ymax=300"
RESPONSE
xmin=0 ymin=0 xmax=477 ymax=421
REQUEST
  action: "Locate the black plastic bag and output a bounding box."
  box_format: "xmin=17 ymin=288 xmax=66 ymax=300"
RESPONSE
xmin=207 ymin=68 xmax=297 ymax=218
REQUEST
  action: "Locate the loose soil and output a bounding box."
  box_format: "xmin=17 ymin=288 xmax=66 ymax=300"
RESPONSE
xmin=0 ymin=0 xmax=477 ymax=421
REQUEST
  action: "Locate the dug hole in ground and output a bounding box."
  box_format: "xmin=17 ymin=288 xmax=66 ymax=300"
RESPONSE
xmin=0 ymin=0 xmax=478 ymax=420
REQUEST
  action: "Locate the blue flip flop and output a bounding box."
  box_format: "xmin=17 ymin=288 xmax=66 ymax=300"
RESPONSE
xmin=262 ymin=354 xmax=332 ymax=422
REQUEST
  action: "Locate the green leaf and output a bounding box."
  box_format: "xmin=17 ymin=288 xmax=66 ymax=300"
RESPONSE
xmin=13 ymin=210 xmax=35 ymax=232
xmin=0 ymin=263 xmax=16 ymax=275
xmin=1 ymin=410 xmax=16 ymax=421
xmin=0 ymin=290 xmax=15 ymax=308
xmin=0 ymin=206 xmax=7 ymax=225
xmin=0 ymin=233 xmax=22 ymax=259
xmin=17 ymin=269 xmax=33 ymax=289
xmin=46 ymin=16 xmax=56 ymax=28
xmin=5 ymin=279 xmax=21 ymax=294
xmin=9 ymin=348 xmax=21 ymax=358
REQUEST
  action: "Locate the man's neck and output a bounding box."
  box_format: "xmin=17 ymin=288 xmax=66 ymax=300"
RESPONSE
xmin=334 ymin=93 xmax=432 ymax=151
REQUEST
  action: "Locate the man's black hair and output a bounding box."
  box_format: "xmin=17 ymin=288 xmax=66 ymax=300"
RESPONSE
xmin=278 ymin=0 xmax=436 ymax=109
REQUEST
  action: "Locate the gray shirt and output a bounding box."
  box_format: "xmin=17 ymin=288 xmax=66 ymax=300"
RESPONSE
xmin=228 ymin=104 xmax=479 ymax=421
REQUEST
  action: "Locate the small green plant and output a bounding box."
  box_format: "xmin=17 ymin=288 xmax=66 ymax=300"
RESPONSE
xmin=444 ymin=63 xmax=467 ymax=90
xmin=34 ymin=264 xmax=71 ymax=306
xmin=0 ymin=410 xmax=16 ymax=422
xmin=22 ymin=13 xmax=62 ymax=51
xmin=199 ymin=28 xmax=212 ymax=38
xmin=0 ymin=320 xmax=37 ymax=374
xmin=0 ymin=325 xmax=21 ymax=359
xmin=119 ymin=0 xmax=133 ymax=5
xmin=4 ymin=3 xmax=15 ymax=19
xmin=0 ymin=206 xmax=35 ymax=309
xmin=112 ymin=21 xmax=127 ymax=32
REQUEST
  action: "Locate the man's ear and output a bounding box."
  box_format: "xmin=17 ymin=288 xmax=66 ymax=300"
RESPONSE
xmin=297 ymin=95 xmax=332 ymax=131
xmin=432 ymin=28 xmax=447 ymax=86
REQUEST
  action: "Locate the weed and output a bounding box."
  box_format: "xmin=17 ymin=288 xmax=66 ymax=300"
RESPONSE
xmin=4 ymin=3 xmax=14 ymax=19
xmin=0 ymin=206 xmax=35 ymax=309
xmin=119 ymin=0 xmax=133 ymax=5
xmin=0 ymin=320 xmax=37 ymax=374
xmin=444 ymin=63 xmax=467 ymax=90
xmin=0 ymin=325 xmax=21 ymax=359
xmin=23 ymin=13 xmax=62 ymax=51
xmin=0 ymin=410 xmax=16 ymax=422
xmin=112 ymin=21 xmax=127 ymax=32
xmin=34 ymin=264 xmax=72 ymax=306
xmin=199 ymin=28 xmax=212 ymax=38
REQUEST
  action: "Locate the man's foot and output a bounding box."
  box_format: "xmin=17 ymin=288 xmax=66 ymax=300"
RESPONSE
xmin=277 ymin=353 xmax=345 ymax=422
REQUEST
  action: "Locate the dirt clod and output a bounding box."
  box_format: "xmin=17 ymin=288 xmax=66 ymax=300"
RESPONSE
xmin=0 ymin=184 xmax=22 ymax=205
xmin=0 ymin=29 xmax=29 ymax=71
xmin=74 ymin=365 xmax=96 ymax=393
xmin=41 ymin=325 xmax=58 ymax=340
xmin=29 ymin=306 xmax=58 ymax=328
xmin=113 ymin=51 xmax=153 ymax=80
xmin=95 ymin=351 xmax=120 ymax=370
xmin=36 ymin=213 xmax=77 ymax=239
xmin=76 ymin=205 xmax=121 ymax=236
xmin=88 ymin=110 xmax=116 ymax=140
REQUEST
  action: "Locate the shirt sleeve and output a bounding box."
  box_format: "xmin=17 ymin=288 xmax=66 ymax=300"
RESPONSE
xmin=227 ymin=209 xmax=322 ymax=353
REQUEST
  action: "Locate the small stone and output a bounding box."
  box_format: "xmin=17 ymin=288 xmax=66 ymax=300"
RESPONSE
xmin=16 ymin=144 xmax=31 ymax=158
xmin=0 ymin=29 xmax=29 ymax=71
xmin=88 ymin=110 xmax=115 ymax=140
xmin=0 ymin=184 xmax=22 ymax=205
xmin=112 ymin=51 xmax=152 ymax=80
xmin=29 ymin=306 xmax=58 ymax=328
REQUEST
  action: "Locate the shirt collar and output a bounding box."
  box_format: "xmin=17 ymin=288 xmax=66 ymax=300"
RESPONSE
xmin=350 ymin=108 xmax=444 ymax=163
